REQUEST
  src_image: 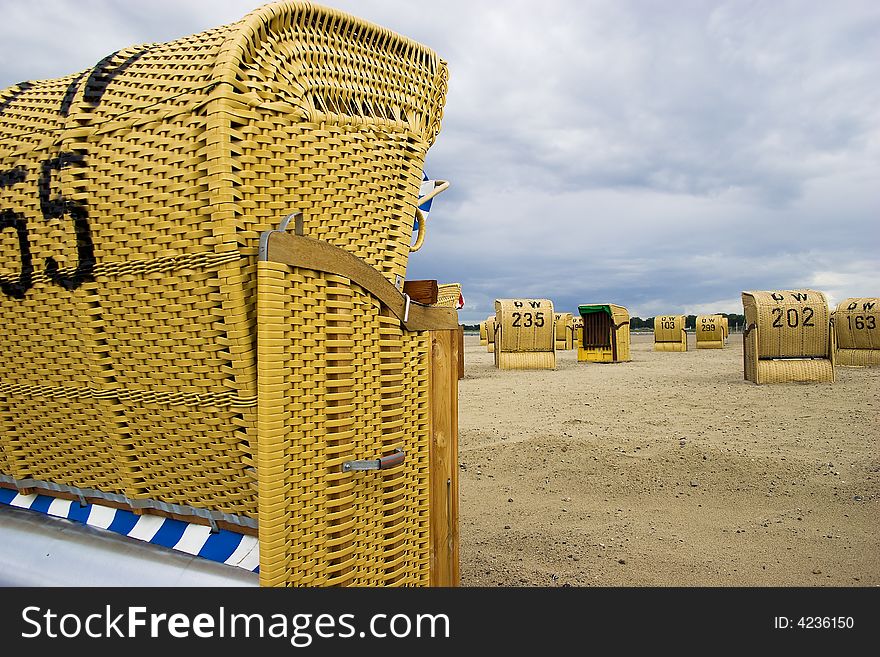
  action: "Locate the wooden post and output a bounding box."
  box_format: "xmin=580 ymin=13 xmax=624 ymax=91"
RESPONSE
xmin=457 ymin=325 xmax=465 ymax=380
xmin=429 ymin=329 xmax=460 ymax=586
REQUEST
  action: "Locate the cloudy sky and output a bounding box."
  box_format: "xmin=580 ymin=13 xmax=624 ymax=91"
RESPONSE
xmin=1 ymin=0 xmax=877 ymax=321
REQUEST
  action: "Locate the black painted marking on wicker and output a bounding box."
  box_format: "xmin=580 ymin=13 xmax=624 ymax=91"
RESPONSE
xmin=511 ymin=311 xmax=544 ymax=328
xmin=0 ymin=166 xmax=33 ymax=298
xmin=39 ymin=152 xmax=95 ymax=290
xmin=59 ymin=71 xmax=88 ymax=117
xmin=0 ymin=211 xmax=33 ymax=299
xmin=83 ymin=48 xmax=148 ymax=106
xmin=0 ymin=167 xmax=26 ymax=188
xmin=0 ymin=82 xmax=33 ymax=116
xmin=771 ymin=307 xmax=816 ymax=329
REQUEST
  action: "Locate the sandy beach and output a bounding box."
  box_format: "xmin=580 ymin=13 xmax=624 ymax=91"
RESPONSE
xmin=457 ymin=332 xmax=880 ymax=586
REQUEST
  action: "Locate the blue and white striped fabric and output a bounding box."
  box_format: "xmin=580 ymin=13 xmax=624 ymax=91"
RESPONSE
xmin=419 ymin=174 xmax=436 ymax=215
xmin=0 ymin=488 xmax=259 ymax=572
xmin=415 ymin=172 xmax=436 ymax=230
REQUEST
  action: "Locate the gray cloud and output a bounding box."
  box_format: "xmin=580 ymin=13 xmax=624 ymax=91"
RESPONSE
xmin=2 ymin=0 xmax=878 ymax=321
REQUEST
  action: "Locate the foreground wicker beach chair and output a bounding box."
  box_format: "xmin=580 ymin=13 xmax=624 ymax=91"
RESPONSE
xmin=833 ymin=298 xmax=879 ymax=366
xmin=654 ymin=315 xmax=688 ymax=352
xmin=0 ymin=1 xmax=459 ymax=586
xmin=741 ymin=290 xmax=834 ymax=384
xmin=493 ymin=299 xmax=556 ymax=370
xmin=577 ymin=304 xmax=631 ymax=363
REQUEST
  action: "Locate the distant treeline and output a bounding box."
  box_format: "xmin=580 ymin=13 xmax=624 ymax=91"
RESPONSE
xmin=461 ymin=313 xmax=747 ymax=332
xmin=630 ymin=314 xmax=745 ymax=330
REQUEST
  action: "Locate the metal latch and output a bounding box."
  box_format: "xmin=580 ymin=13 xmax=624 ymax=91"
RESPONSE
xmin=258 ymin=211 xmax=303 ymax=261
xmin=342 ymin=448 xmax=405 ymax=472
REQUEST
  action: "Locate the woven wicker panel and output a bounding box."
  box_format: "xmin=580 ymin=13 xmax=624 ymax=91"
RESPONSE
xmin=496 ymin=352 xmax=556 ymax=369
xmin=554 ymin=312 xmax=574 ymax=350
xmin=696 ymin=315 xmax=724 ymax=349
xmin=836 ymin=348 xmax=880 ymax=367
xmin=486 ymin=315 xmax=496 ymax=352
xmin=718 ymin=315 xmax=729 ymax=339
xmin=743 ymin=328 xmax=758 ymax=383
xmin=0 ymin=395 xmax=124 ymax=493
xmin=257 ymin=261 xmax=431 ymax=586
xmin=654 ymin=315 xmax=687 ymax=351
xmin=742 ymin=290 xmax=834 ymax=384
xmin=0 ymin=2 xmax=445 ymax=523
xmin=117 ymin=403 xmax=257 ymax=513
xmin=756 ymin=359 xmax=834 ymax=384
xmin=479 ymin=320 xmax=487 ymax=346
xmin=494 ymin=299 xmax=555 ymax=370
xmin=654 ymin=341 xmax=687 ymax=353
xmin=435 ymin=283 xmax=462 ymax=308
xmin=0 ymin=400 xmax=8 ymax=476
xmin=834 ymin=298 xmax=879 ymax=352
xmin=742 ymin=290 xmax=829 ymax=358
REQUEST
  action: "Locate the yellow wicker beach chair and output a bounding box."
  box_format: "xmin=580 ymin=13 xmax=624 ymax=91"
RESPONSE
xmin=578 ymin=304 xmax=631 ymax=363
xmin=654 ymin=315 xmax=687 ymax=352
xmin=741 ymin=290 xmax=834 ymax=383
xmin=554 ymin=312 xmax=575 ymax=351
xmin=695 ymin=315 xmax=725 ymax=349
xmin=493 ymin=299 xmax=555 ymax=370
xmin=833 ymin=298 xmax=879 ymax=366
xmin=0 ymin=1 xmax=458 ymax=586
xmin=486 ymin=315 xmax=497 ymax=353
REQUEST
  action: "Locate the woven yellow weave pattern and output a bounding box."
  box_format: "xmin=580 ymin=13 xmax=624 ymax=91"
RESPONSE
xmin=435 ymin=283 xmax=462 ymax=308
xmin=554 ymin=313 xmax=574 ymax=351
xmin=836 ymin=349 xmax=880 ymax=367
xmin=494 ymin=299 xmax=555 ymax=370
xmin=695 ymin=315 xmax=724 ymax=349
xmin=654 ymin=315 xmax=687 ymax=352
xmin=756 ymin=358 xmax=835 ymax=384
xmin=1 ymin=394 xmax=125 ymax=494
xmin=0 ymin=2 xmax=446 ymax=520
xmin=486 ymin=315 xmax=496 ymax=353
xmin=743 ymin=290 xmax=829 ymax=359
xmin=742 ymin=290 xmax=834 ymax=384
xmin=258 ymin=261 xmax=431 ymax=586
xmin=834 ymin=298 xmax=878 ymax=358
